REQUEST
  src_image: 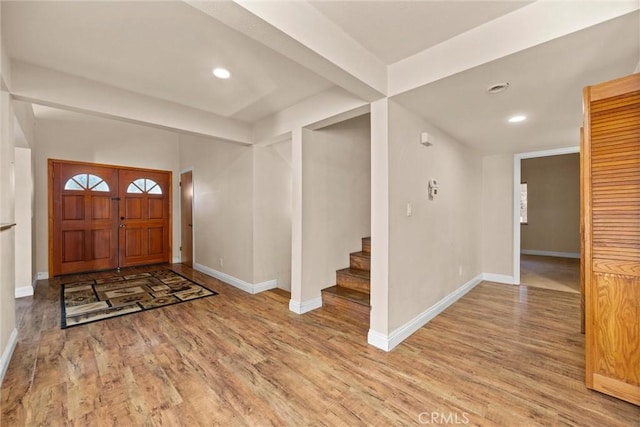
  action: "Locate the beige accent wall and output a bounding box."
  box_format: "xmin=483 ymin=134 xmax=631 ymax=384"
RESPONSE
xmin=481 ymin=154 xmax=514 ymax=277
xmin=253 ymin=141 xmax=292 ymax=290
xmin=301 ymin=114 xmax=371 ymax=301
xmin=33 ymin=109 xmax=181 ymax=275
xmin=521 ymin=153 xmax=580 ymax=254
xmin=387 ymin=101 xmax=482 ymax=331
xmin=178 ymin=133 xmax=254 ymax=284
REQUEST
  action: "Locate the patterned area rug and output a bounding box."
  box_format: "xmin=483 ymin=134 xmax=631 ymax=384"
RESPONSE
xmin=61 ymin=269 xmax=217 ymax=328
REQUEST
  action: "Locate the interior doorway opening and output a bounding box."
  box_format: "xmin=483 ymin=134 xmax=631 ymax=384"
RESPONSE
xmin=518 ymin=152 xmax=581 ymax=293
xmin=513 ymin=147 xmax=580 ymax=285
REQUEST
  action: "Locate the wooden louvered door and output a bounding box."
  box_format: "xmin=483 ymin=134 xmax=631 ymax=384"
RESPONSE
xmin=583 ymin=73 xmax=640 ymax=406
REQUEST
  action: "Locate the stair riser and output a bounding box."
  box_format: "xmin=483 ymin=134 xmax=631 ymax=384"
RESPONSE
xmin=350 ymin=254 xmax=370 ymax=271
xmin=322 ymin=292 xmax=370 ymax=322
xmin=337 ymin=272 xmax=370 ymax=294
xmin=362 ymin=238 xmax=371 ymax=254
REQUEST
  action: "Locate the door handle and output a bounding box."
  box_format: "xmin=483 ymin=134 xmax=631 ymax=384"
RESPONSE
xmin=119 ymin=224 xmax=126 ymax=228
xmin=188 ymin=224 xmax=193 ymax=227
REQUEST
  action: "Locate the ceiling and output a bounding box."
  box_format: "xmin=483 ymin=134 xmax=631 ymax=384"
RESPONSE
xmin=2 ymin=1 xmax=334 ymax=123
xmin=309 ymin=1 xmax=532 ymax=65
xmin=394 ymin=10 xmax=640 ymax=154
xmin=3 ymin=1 xmax=639 ymax=153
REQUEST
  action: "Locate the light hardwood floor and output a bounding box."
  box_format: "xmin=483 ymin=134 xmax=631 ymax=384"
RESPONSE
xmin=2 ymin=265 xmax=638 ymax=426
xmin=520 ymin=254 xmax=580 ymax=294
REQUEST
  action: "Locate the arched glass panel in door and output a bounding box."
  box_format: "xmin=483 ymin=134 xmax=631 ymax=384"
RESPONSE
xmin=126 ymin=178 xmax=162 ymax=194
xmin=63 ymin=173 xmax=110 ymax=192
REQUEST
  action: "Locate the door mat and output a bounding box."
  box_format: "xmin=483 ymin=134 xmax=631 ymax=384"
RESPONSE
xmin=61 ymin=269 xmax=217 ymax=328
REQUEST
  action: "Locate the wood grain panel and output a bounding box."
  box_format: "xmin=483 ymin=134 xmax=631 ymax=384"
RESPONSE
xmin=147 ymin=227 xmax=164 ymax=255
xmin=91 ymin=196 xmax=112 ymax=220
xmin=125 ymin=198 xmax=142 ymax=219
xmin=594 ymin=259 xmax=640 ymax=276
xmin=62 ymin=195 xmax=84 ymax=220
xmin=148 ymin=198 xmax=164 ymax=219
xmin=63 ymin=230 xmax=84 ymax=262
xmin=590 ymin=75 xmax=640 ymax=100
xmin=125 ymin=228 xmax=143 ymax=257
xmin=91 ymin=229 xmax=112 ymax=260
xmin=593 ymin=274 xmax=640 ymax=385
xmin=593 ymin=374 xmax=640 ymax=406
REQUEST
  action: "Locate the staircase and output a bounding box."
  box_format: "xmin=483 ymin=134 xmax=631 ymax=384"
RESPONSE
xmin=321 ymin=237 xmax=371 ymax=323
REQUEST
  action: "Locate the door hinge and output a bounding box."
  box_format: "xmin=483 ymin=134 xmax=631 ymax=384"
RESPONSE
xmin=180 ymin=246 xmax=182 ymax=251
xmin=179 ymin=182 xmax=182 ymax=187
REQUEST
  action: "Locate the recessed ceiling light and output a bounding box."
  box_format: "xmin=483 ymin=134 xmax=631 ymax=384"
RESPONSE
xmin=508 ymin=115 xmax=527 ymax=123
xmin=212 ymin=67 xmax=231 ymax=79
xmin=487 ymin=82 xmax=510 ymax=94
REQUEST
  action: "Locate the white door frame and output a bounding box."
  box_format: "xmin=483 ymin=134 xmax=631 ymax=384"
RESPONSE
xmin=512 ymin=146 xmax=580 ymax=284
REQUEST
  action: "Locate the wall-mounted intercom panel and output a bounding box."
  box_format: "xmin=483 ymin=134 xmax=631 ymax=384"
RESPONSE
xmin=428 ymin=179 xmax=439 ymax=199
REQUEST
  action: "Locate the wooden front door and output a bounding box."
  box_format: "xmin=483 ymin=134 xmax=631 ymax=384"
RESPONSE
xmin=180 ymin=170 xmax=193 ymax=267
xmin=51 ymin=162 xmax=119 ymax=275
xmin=50 ymin=160 xmax=172 ymax=276
xmin=118 ymin=169 xmax=171 ymax=268
xmin=583 ymin=73 xmax=640 ymax=405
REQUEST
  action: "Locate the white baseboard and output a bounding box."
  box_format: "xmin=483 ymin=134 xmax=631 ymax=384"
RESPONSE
xmin=481 ymin=273 xmax=516 ymax=285
xmin=289 ymin=297 xmax=322 ymax=314
xmin=0 ymin=328 xmax=18 ymax=386
xmin=15 ymin=285 xmax=33 ymax=298
xmin=37 ymin=272 xmax=48 ymax=280
xmin=193 ymin=263 xmax=276 ymax=295
xmin=367 ymin=330 xmax=389 ymax=351
xmin=368 ymin=273 xmax=483 ymax=352
xmin=521 ymin=250 xmax=580 ymax=259
xmin=253 ymin=279 xmax=278 ymax=293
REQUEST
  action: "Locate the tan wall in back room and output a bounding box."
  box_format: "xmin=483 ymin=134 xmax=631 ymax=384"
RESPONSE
xmin=521 ymin=153 xmax=580 ymax=255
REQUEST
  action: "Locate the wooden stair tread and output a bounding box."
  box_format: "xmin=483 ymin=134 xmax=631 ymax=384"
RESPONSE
xmin=337 ymin=267 xmax=370 ymax=279
xmin=322 ymin=285 xmax=370 ymax=307
xmin=350 ymin=251 xmax=370 ymax=258
xmin=362 ymin=237 xmax=371 ymax=254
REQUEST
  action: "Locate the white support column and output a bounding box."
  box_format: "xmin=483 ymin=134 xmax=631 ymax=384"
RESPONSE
xmin=288 ymin=127 xmax=307 ymax=313
xmin=368 ymin=98 xmax=391 ymax=349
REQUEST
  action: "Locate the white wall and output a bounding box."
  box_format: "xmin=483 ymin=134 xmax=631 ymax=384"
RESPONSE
xmin=253 ymin=141 xmax=292 ymax=290
xmin=179 ymin=133 xmax=254 ymax=284
xmin=387 ymin=101 xmax=482 ymax=331
xmin=0 ymin=26 xmax=17 ymax=379
xmin=14 ymin=147 xmax=32 ymax=294
xmin=481 ymin=154 xmax=514 ymax=278
xmin=301 ymin=114 xmax=371 ymax=301
xmin=521 ymin=154 xmax=580 ymax=254
xmin=33 ymin=108 xmax=181 ymax=275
